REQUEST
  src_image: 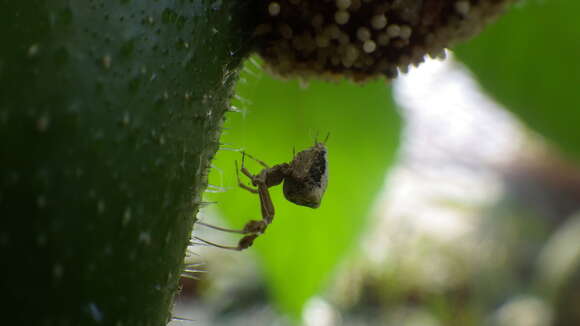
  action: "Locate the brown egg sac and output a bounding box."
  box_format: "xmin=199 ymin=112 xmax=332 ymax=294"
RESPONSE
xmin=252 ymin=0 xmax=514 ymax=82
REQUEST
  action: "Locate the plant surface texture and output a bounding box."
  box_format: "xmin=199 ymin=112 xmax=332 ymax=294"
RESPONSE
xmin=0 ymin=1 xmax=254 ymax=325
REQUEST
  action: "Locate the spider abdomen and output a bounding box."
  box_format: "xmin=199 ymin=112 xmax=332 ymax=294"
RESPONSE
xmin=282 ymin=143 xmax=328 ymax=208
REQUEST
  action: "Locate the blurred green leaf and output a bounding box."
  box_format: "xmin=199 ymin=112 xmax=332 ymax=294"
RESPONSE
xmin=454 ymin=0 xmax=580 ymax=161
xmin=206 ymin=59 xmax=401 ymax=318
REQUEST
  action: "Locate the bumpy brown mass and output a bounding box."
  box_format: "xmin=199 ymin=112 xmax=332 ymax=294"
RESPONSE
xmin=308 ymin=149 xmax=327 ymax=187
xmin=253 ymin=0 xmax=513 ymax=82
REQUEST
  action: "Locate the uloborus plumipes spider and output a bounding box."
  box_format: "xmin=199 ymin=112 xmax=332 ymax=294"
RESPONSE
xmin=195 ymin=136 xmax=328 ymax=250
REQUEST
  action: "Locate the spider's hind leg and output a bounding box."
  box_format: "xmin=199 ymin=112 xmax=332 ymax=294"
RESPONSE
xmin=194 ymin=219 xmax=267 ymax=251
xmin=196 ymin=221 xmax=247 ymax=234
xmin=196 ymin=219 xmax=266 ymax=234
xmin=193 ymin=235 xmax=258 ymax=251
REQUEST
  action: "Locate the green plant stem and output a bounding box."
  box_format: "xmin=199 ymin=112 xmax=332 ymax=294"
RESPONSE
xmin=0 ymin=1 xmax=255 ymax=324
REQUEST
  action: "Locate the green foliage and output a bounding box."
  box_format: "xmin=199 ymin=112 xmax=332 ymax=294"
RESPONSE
xmin=206 ymin=60 xmax=401 ymax=318
xmin=0 ymin=1 xmax=253 ymax=324
xmin=455 ymin=0 xmax=580 ymax=161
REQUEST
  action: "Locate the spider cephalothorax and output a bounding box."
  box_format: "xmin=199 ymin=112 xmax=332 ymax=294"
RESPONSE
xmin=195 ymin=140 xmax=328 ymax=250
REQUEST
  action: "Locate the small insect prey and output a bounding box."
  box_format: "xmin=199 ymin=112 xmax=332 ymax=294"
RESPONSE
xmin=195 ymin=139 xmax=328 ymax=251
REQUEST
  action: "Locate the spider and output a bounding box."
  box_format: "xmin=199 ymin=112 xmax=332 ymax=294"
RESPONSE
xmin=195 ymin=137 xmax=328 ymax=251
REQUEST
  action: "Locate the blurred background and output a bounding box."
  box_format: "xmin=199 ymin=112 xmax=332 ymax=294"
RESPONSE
xmin=172 ymin=1 xmax=580 ymax=325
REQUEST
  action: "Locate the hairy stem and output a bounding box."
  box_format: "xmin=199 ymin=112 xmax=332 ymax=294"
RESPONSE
xmin=0 ymin=1 xmax=255 ymax=324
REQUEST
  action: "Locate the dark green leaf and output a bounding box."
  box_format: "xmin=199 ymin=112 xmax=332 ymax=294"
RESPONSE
xmin=455 ymin=0 xmax=580 ymax=160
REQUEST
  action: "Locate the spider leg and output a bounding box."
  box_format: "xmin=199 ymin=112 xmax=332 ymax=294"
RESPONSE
xmin=196 ymin=221 xmax=247 ymax=234
xmin=239 ymin=153 xmax=259 ymax=182
xmin=242 ymin=151 xmax=270 ymax=169
xmin=241 ymin=166 xmax=255 ymax=181
xmin=196 ymin=219 xmax=266 ymax=234
xmin=198 ymin=152 xmax=277 ymax=251
xmin=235 ymin=160 xmax=258 ymax=194
xmin=239 ymin=182 xmax=258 ymax=194
xmin=257 ymin=184 xmax=275 ymax=224
xmin=193 ymin=236 xmax=257 ymax=251
xmin=194 ymin=222 xmax=263 ymax=251
xmin=195 ymin=184 xmax=274 ymax=251
xmin=193 ymin=236 xmax=240 ymax=250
